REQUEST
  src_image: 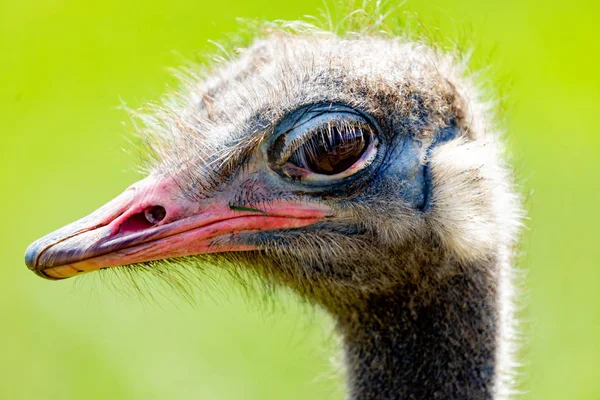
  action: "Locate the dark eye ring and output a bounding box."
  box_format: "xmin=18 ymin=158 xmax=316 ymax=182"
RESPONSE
xmin=270 ymin=111 xmax=379 ymax=182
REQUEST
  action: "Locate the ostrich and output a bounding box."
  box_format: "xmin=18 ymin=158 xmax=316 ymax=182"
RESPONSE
xmin=25 ymin=16 xmax=522 ymax=400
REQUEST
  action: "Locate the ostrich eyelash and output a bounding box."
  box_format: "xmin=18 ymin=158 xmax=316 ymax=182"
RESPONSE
xmin=270 ymin=112 xmax=375 ymax=167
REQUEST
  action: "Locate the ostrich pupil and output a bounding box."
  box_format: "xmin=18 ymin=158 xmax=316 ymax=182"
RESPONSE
xmin=291 ymin=124 xmax=368 ymax=175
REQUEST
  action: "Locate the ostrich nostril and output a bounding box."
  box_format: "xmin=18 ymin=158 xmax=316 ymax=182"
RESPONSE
xmin=118 ymin=206 xmax=167 ymax=235
xmin=144 ymin=206 xmax=167 ymax=225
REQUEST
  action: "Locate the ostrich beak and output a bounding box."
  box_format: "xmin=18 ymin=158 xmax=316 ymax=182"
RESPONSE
xmin=25 ymin=175 xmax=328 ymax=280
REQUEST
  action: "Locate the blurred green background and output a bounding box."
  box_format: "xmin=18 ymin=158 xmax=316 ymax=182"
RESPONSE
xmin=1 ymin=0 xmax=598 ymax=399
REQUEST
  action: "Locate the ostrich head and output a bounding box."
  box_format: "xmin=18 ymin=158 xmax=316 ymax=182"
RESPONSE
xmin=25 ymin=24 xmax=522 ymax=400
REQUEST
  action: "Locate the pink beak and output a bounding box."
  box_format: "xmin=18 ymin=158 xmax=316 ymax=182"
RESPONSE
xmin=25 ymin=174 xmax=328 ymax=280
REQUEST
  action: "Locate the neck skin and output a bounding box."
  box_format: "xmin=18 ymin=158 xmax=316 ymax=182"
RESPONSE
xmin=334 ymin=263 xmax=498 ymax=400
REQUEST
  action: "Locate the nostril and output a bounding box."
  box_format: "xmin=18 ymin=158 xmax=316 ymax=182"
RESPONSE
xmin=118 ymin=206 xmax=167 ymax=235
xmin=144 ymin=205 xmax=166 ymax=225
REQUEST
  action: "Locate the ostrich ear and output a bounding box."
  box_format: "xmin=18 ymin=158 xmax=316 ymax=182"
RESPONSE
xmin=427 ymin=139 xmax=522 ymax=262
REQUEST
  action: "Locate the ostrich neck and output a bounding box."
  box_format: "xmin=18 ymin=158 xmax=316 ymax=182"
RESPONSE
xmin=336 ymin=263 xmax=498 ymax=400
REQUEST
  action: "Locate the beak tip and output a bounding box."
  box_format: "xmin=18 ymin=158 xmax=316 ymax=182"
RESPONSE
xmin=25 ymin=241 xmax=65 ymax=280
xmin=25 ymin=240 xmax=41 ymax=270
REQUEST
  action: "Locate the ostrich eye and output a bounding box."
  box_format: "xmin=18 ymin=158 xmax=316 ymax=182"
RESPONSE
xmin=290 ymin=123 xmax=368 ymax=174
xmin=271 ymin=110 xmax=379 ymax=182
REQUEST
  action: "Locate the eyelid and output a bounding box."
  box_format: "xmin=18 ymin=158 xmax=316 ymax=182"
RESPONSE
xmin=296 ymin=135 xmax=379 ymax=182
xmin=272 ymin=112 xmax=371 ymax=166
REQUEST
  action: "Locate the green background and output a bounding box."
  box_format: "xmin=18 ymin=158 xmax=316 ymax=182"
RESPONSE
xmin=1 ymin=0 xmax=598 ymax=399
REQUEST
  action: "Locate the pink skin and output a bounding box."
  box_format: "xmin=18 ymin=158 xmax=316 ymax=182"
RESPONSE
xmin=25 ymin=174 xmax=330 ymax=280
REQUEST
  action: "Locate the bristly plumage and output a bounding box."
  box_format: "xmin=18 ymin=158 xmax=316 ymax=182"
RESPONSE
xmin=128 ymin=5 xmax=522 ymax=399
xmin=30 ymin=2 xmax=524 ymax=399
